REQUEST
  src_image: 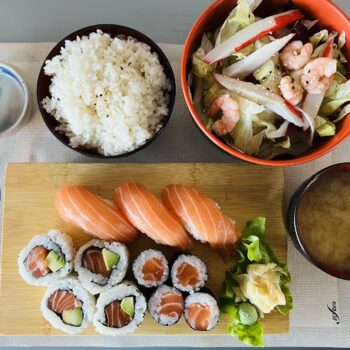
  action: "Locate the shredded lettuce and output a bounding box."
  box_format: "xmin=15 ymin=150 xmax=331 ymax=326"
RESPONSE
xmin=192 ymin=34 xmax=215 ymax=79
xmin=201 ymin=33 xmax=214 ymax=54
xmin=230 ymin=97 xmax=266 ymax=155
xmin=203 ymin=83 xmax=229 ymax=109
xmin=221 ymin=218 xmax=293 ymax=347
xmin=334 ymin=103 xmax=350 ymax=123
xmin=216 ymin=0 xmax=255 ymax=45
xmin=321 ymin=80 xmax=350 ymax=117
xmin=229 ymin=43 xmax=256 ymax=62
xmin=316 ymin=121 xmax=336 ymax=137
xmin=253 ymin=57 xmax=282 ymax=94
xmin=325 ymin=72 xmax=347 ymax=98
xmin=192 ymin=77 xmax=207 ymax=122
xmin=192 ymin=55 xmax=213 ymax=78
xmin=310 ymin=29 xmax=329 ymax=47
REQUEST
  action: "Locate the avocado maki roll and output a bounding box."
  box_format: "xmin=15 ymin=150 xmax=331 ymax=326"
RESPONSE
xmin=17 ymin=229 xmax=75 ymax=286
xmin=93 ymin=282 xmax=147 ymax=335
xmin=74 ymin=239 xmax=129 ymax=295
xmin=40 ymin=278 xmax=95 ymax=334
xmin=171 ymin=254 xmax=207 ymax=294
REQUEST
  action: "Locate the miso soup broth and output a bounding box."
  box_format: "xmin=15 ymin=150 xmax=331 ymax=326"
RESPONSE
xmin=297 ymin=170 xmax=350 ymax=274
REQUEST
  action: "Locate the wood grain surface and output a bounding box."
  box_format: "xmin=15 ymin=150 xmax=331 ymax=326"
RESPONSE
xmin=0 ymin=163 xmax=288 ymax=336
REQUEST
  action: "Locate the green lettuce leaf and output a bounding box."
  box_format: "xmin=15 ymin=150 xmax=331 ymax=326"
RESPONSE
xmin=253 ymin=57 xmax=282 ymax=93
xmin=316 ymin=121 xmax=336 ymax=137
xmin=334 ymin=103 xmax=350 ymax=123
xmin=310 ymin=29 xmax=329 ymax=47
xmin=221 ymin=298 xmax=264 ymax=347
xmin=321 ymin=80 xmax=350 ymax=117
xmin=192 ymin=55 xmax=213 ymax=78
xmin=203 ymin=83 xmax=229 ymax=109
xmin=228 ymin=322 xmax=264 ymax=347
xmin=216 ymin=0 xmax=255 ymax=45
xmin=230 ymin=97 xmax=266 ymax=155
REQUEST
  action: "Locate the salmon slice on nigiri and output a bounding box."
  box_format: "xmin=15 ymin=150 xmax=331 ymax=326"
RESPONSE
xmin=114 ymin=182 xmax=193 ymax=250
xmin=161 ymin=185 xmax=240 ymax=260
xmin=55 ymin=186 xmax=138 ymax=243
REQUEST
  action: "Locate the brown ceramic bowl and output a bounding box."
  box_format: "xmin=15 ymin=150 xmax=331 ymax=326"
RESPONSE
xmin=37 ymin=24 xmax=176 ymax=158
xmin=287 ymin=163 xmax=350 ymax=280
xmin=181 ymin=0 xmax=350 ymax=166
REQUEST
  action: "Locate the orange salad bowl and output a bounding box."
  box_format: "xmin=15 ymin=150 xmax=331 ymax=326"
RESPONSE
xmin=181 ymin=0 xmax=350 ymax=166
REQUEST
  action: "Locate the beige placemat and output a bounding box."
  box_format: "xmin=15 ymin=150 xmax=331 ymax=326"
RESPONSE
xmin=0 ymin=43 xmax=349 ymax=347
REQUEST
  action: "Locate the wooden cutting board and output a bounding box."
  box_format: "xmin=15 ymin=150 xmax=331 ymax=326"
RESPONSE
xmin=0 ymin=163 xmax=288 ymax=336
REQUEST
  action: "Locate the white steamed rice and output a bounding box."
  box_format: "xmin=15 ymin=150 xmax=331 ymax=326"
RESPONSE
xmin=42 ymin=30 xmax=171 ymax=156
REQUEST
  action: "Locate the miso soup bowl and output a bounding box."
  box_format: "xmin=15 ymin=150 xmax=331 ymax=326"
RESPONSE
xmin=181 ymin=0 xmax=350 ymax=166
xmin=287 ymin=163 xmax=350 ymax=280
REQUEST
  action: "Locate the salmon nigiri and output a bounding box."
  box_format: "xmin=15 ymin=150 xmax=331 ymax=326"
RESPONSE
xmin=161 ymin=185 xmax=240 ymax=260
xmin=55 ymin=186 xmax=138 ymax=243
xmin=114 ymin=182 xmax=193 ymax=250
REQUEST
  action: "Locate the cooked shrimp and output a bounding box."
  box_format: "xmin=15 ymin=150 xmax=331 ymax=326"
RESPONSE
xmin=207 ymin=94 xmax=240 ymax=136
xmin=280 ymin=41 xmax=313 ymax=71
xmin=301 ymin=57 xmax=337 ymax=94
xmin=279 ymin=76 xmax=303 ymax=106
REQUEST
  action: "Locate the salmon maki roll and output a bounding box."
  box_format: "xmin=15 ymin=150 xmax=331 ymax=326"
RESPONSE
xmin=171 ymin=254 xmax=208 ymax=294
xmin=132 ymin=249 xmax=169 ymax=288
xmin=114 ymin=182 xmax=193 ymax=250
xmin=55 ymin=186 xmax=138 ymax=243
xmin=161 ymin=185 xmax=240 ymax=259
xmin=93 ymin=282 xmax=147 ymax=335
xmin=148 ymin=285 xmax=184 ymax=326
xmin=41 ymin=279 xmax=95 ymax=334
xmin=18 ymin=229 xmax=75 ymax=286
xmin=184 ymin=292 xmax=219 ymax=331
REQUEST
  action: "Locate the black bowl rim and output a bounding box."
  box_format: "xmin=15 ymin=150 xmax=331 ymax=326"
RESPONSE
xmin=37 ymin=24 xmax=176 ymax=159
xmin=287 ymin=162 xmax=350 ymax=280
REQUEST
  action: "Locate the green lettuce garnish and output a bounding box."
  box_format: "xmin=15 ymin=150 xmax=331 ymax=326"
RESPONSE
xmin=220 ymin=218 xmax=293 ymax=347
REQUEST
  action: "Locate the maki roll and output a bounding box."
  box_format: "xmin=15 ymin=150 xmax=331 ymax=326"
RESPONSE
xmin=171 ymin=254 xmax=207 ymax=293
xmin=184 ymin=292 xmax=219 ymax=331
xmin=132 ymin=249 xmax=169 ymax=288
xmin=93 ymin=282 xmax=147 ymax=335
xmin=148 ymin=285 xmax=184 ymax=326
xmin=40 ymin=278 xmax=95 ymax=334
xmin=75 ymin=239 xmax=129 ymax=295
xmin=18 ymin=229 xmax=74 ymax=286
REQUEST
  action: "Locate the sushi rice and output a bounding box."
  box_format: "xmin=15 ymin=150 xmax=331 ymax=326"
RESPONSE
xmin=17 ymin=229 xmax=75 ymax=286
xmin=74 ymin=239 xmax=129 ymax=295
xmin=93 ymin=281 xmax=147 ymax=335
xmin=40 ymin=278 xmax=95 ymax=334
xmin=132 ymin=249 xmax=169 ymax=288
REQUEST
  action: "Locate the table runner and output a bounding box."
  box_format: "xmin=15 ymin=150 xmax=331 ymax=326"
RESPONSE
xmin=0 ymin=43 xmax=349 ymax=347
